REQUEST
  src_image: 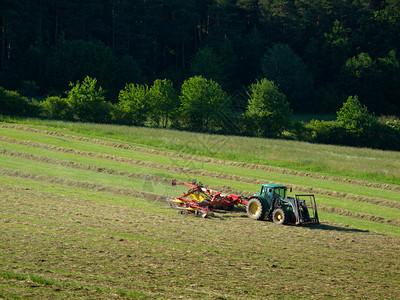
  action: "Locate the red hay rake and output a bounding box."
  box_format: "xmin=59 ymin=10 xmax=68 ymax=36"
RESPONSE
xmin=168 ymin=180 xmax=248 ymax=218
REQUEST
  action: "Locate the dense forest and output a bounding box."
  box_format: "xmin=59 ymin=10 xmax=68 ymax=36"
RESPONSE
xmin=1 ymin=0 xmax=399 ymax=115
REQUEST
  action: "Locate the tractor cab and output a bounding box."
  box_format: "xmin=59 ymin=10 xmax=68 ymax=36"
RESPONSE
xmin=258 ymin=183 xmax=288 ymax=204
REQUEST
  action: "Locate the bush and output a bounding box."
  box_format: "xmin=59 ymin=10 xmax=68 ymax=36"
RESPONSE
xmin=305 ymin=120 xmax=347 ymax=145
xmin=337 ymin=96 xmax=377 ymax=136
xmin=66 ymin=76 xmax=109 ymax=123
xmin=289 ymin=121 xmax=312 ymax=141
xmin=0 ymin=87 xmax=40 ymax=117
xmin=336 ymin=95 xmax=379 ymax=146
xmin=304 ymin=109 xmax=400 ymax=150
xmin=41 ymin=96 xmax=72 ymax=120
xmin=117 ymin=83 xmax=150 ymax=126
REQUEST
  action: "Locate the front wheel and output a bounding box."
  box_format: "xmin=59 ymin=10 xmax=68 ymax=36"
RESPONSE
xmin=246 ymin=197 xmax=266 ymax=220
xmin=272 ymin=208 xmax=287 ymax=225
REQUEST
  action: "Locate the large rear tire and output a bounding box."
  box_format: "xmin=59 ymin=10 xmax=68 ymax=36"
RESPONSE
xmin=246 ymin=197 xmax=266 ymax=220
xmin=272 ymin=208 xmax=287 ymax=225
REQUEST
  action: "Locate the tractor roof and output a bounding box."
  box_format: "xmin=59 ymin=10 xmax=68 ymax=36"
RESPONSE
xmin=262 ymin=183 xmax=287 ymax=189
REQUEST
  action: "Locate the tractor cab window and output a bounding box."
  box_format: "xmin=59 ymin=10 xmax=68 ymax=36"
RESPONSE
xmin=260 ymin=186 xmax=274 ymax=199
xmin=265 ymin=188 xmax=274 ymax=199
xmin=260 ymin=186 xmax=267 ymax=197
xmin=274 ymin=188 xmax=286 ymax=198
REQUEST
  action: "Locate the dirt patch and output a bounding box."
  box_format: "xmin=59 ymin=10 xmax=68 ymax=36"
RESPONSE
xmin=2 ymin=124 xmax=400 ymax=193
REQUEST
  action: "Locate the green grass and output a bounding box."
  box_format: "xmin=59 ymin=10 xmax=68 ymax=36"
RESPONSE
xmin=0 ymin=176 xmax=176 ymax=213
xmin=29 ymin=274 xmax=55 ymax=286
xmin=1 ymin=119 xmax=400 ymax=237
xmin=317 ymin=211 xmax=400 ymax=236
xmin=0 ymin=154 xmax=169 ymax=193
xmin=2 ymin=118 xmax=400 ymax=185
xmin=1 ymin=130 xmax=399 ymax=204
xmin=1 ymin=155 xmax=399 ymax=300
xmin=317 ymin=195 xmax=400 ymax=220
xmin=0 ymin=270 xmax=28 ymax=281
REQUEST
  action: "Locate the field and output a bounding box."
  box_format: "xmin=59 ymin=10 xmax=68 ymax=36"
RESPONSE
xmin=0 ymin=119 xmax=399 ymax=299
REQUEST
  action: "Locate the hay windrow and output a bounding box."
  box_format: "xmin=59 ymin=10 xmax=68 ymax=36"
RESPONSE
xmin=0 ymin=167 xmax=165 ymax=203
xmin=2 ymin=125 xmax=400 ymax=299
xmin=316 ymin=204 xmax=400 ymax=226
xmin=1 ymin=146 xmax=400 ymax=210
xmin=1 ymin=178 xmax=400 ymax=299
xmin=2 ymin=124 xmax=399 ymax=193
xmin=1 ymin=166 xmax=399 ymax=227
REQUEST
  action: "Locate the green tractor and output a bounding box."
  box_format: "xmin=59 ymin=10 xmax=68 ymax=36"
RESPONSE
xmin=246 ymin=183 xmax=319 ymax=225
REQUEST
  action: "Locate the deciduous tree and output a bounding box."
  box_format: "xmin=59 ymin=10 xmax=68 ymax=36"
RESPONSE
xmin=179 ymin=76 xmax=231 ymax=132
xmin=244 ymin=78 xmax=291 ymax=137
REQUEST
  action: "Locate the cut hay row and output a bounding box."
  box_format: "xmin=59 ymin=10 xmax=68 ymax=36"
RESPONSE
xmin=1 ymin=121 xmax=400 ymax=299
xmin=1 ymin=163 xmax=400 ymax=228
xmin=1 ymin=180 xmax=400 ymax=299
xmin=1 ymin=122 xmax=400 ymax=231
xmin=1 ymin=144 xmax=399 ymax=212
xmin=0 ymin=168 xmax=165 ymax=203
xmin=2 ymin=124 xmax=399 ymax=192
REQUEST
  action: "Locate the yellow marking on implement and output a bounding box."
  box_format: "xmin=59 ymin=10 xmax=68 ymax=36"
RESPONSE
xmin=187 ymin=193 xmax=208 ymax=202
xmin=172 ymin=199 xmax=184 ymax=203
xmin=178 ymin=207 xmax=196 ymax=211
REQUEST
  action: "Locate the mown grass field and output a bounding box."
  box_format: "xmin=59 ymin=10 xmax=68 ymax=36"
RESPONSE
xmin=0 ymin=119 xmax=399 ymax=299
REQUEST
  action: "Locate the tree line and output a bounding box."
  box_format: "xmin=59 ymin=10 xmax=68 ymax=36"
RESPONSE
xmin=1 ymin=76 xmax=399 ymax=150
xmin=1 ymin=0 xmax=400 ymax=115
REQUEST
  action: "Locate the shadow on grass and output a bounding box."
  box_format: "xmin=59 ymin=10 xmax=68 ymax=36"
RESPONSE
xmin=210 ymin=210 xmax=370 ymax=234
xmin=308 ymin=223 xmax=369 ymax=233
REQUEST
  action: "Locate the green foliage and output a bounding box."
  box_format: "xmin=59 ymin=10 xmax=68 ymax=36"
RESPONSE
xmin=66 ymin=76 xmax=109 ymax=123
xmin=244 ymin=78 xmax=292 ymax=138
xmin=341 ymin=51 xmax=400 ymax=113
xmin=305 ymin=120 xmax=346 ymax=145
xmin=336 ymin=95 xmax=377 ymax=137
xmin=19 ymin=81 xmax=40 ymax=97
xmin=179 ymin=76 xmax=231 ymax=132
xmin=305 ymin=96 xmax=377 ymax=147
xmin=324 ymin=20 xmax=352 ymax=69
xmin=343 ymin=52 xmax=377 ymax=80
xmin=148 ymin=79 xmax=179 ymax=128
xmin=41 ymin=96 xmax=72 ymax=121
xmin=190 ymin=39 xmax=239 ymax=92
xmin=217 ymin=38 xmax=239 ymax=91
xmin=117 ymin=83 xmax=150 ymax=126
xmin=189 ymin=46 xmax=225 ymax=87
xmin=0 ymin=87 xmax=39 ymax=117
xmin=262 ymin=43 xmax=313 ymax=111
xmin=371 ymin=121 xmax=400 ymax=151
xmin=384 ymin=117 xmax=400 ymax=131
xmin=45 ymin=39 xmax=143 ymax=99
xmin=2 ymin=0 xmax=400 ymax=117
xmin=302 ymin=97 xmax=400 ymax=150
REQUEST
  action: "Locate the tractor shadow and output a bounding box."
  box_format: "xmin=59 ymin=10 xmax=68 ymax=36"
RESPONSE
xmin=211 ymin=210 xmax=370 ymax=234
xmin=307 ymin=223 xmax=369 ymax=233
